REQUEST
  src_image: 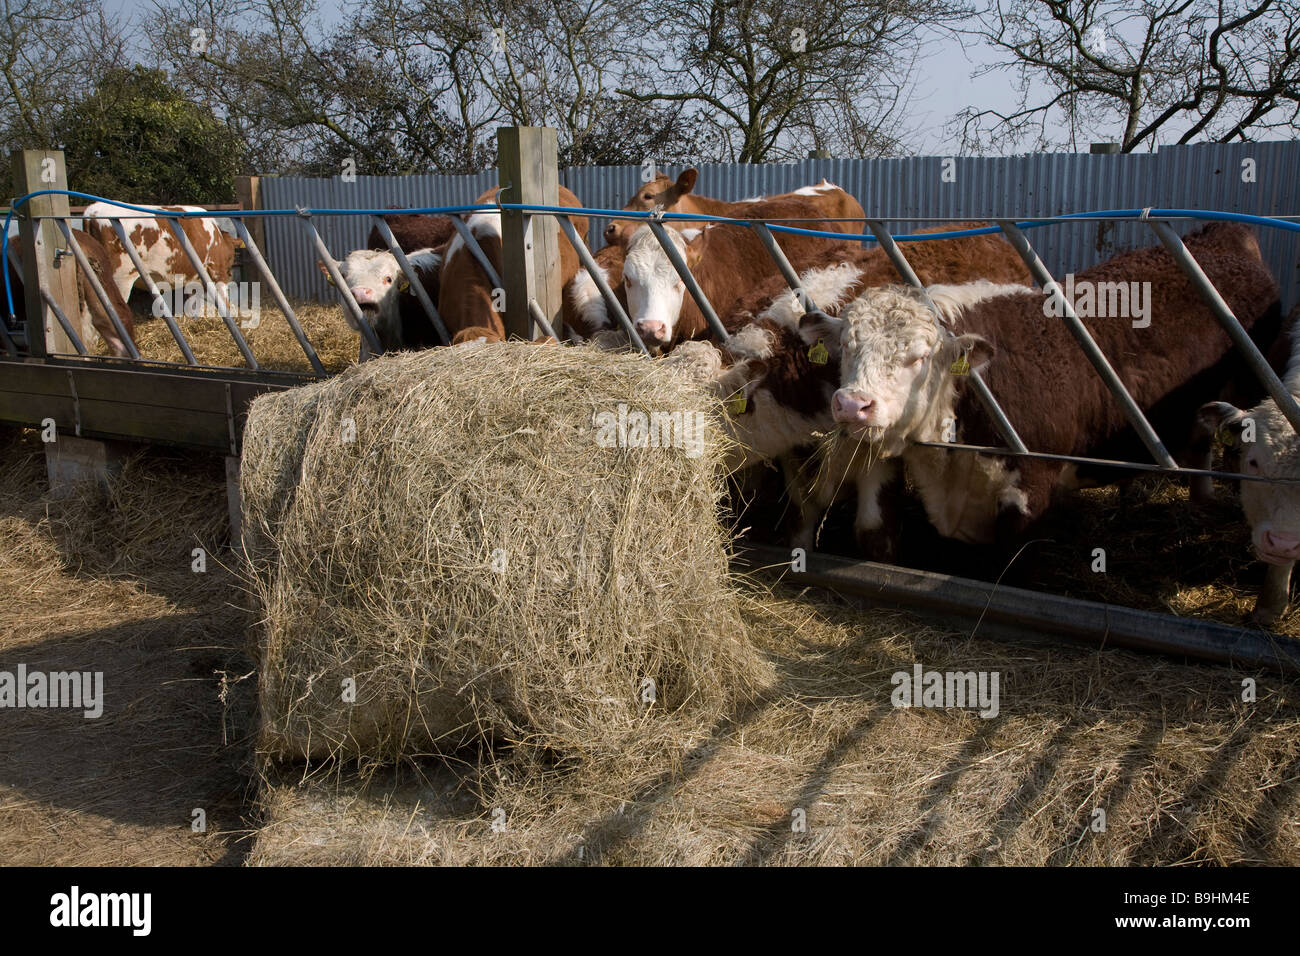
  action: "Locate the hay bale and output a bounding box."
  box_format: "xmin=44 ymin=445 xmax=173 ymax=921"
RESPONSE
xmin=240 ymin=342 xmax=772 ymax=765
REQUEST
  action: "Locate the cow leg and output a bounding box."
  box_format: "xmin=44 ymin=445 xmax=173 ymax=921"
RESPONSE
xmin=854 ymin=458 xmax=900 ymax=562
xmin=1186 ymin=429 xmax=1216 ymax=505
xmin=1252 ymin=561 xmax=1293 ymax=627
xmin=785 ymin=452 xmax=827 ymax=552
xmin=995 ymin=460 xmax=1058 ymax=545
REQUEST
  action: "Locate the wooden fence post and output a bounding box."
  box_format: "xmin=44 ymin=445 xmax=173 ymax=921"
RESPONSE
xmin=11 ymin=149 xmax=80 ymax=356
xmin=234 ymin=174 xmax=264 ymax=274
xmin=497 ymin=126 xmax=562 ymax=340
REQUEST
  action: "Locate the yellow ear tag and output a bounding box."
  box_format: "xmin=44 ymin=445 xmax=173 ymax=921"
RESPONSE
xmin=725 ymin=391 xmax=748 ymax=416
xmin=808 ymin=339 xmax=829 ymax=365
xmin=950 ymin=353 xmax=970 ymax=375
xmin=324 ymin=272 xmax=336 ymax=286
xmin=398 ymin=278 xmax=410 ymax=293
xmin=1220 ymin=430 xmax=1236 ymax=447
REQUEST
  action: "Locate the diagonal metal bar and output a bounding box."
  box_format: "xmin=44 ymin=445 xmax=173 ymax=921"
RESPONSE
xmin=527 ymin=299 xmax=559 ymax=340
xmin=1148 ymin=220 xmax=1300 ymax=437
xmin=449 ymin=216 xmax=504 ymax=287
xmin=40 ymin=288 xmax=87 ymax=355
xmin=299 ymin=216 xmax=383 ymax=357
xmin=751 ymin=223 xmax=828 ymax=318
xmin=55 ymin=219 xmax=140 ymax=359
xmin=105 ymin=218 xmax=196 ymax=365
xmin=997 ymin=220 xmax=1177 ymax=469
xmin=233 ymin=219 xmax=325 ymax=375
xmin=645 ymin=218 xmax=729 ymax=342
xmin=554 ymin=213 xmax=649 ymax=354
xmin=866 ymin=220 xmax=1029 ymax=455
xmin=163 ymin=216 xmax=258 ymax=368
xmin=370 ymin=216 xmax=451 ymax=346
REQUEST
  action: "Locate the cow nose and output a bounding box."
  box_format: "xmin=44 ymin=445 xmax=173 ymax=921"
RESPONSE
xmin=350 ymin=286 xmax=376 ymax=304
xmin=604 ymin=222 xmax=618 ymax=242
xmin=1264 ymin=529 xmax=1300 ymax=557
xmin=832 ymin=390 xmax=874 ymax=422
xmin=637 ymin=320 xmax=668 ymax=342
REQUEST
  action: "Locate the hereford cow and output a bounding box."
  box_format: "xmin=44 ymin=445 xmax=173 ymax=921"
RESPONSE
xmin=605 ymin=170 xmax=864 ymax=246
xmin=438 ymin=186 xmax=589 ymax=341
xmin=1198 ymin=306 xmax=1300 ymax=625
xmin=663 ymin=224 xmax=1035 ymax=552
xmin=82 ymin=203 xmax=239 ymax=309
xmin=320 ymin=247 xmax=443 ymax=350
xmin=829 ymin=223 xmax=1282 ymax=546
xmin=6 ymin=229 xmax=136 ymax=358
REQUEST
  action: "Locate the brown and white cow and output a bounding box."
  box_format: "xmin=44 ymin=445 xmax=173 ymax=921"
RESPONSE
xmin=320 ymin=247 xmax=443 ymax=350
xmin=561 ymin=242 xmax=626 ymax=341
xmin=438 ymin=186 xmax=590 ymax=342
xmin=1199 ymin=306 xmax=1300 ymax=625
xmin=830 ymin=223 xmax=1282 ymax=546
xmin=663 ymin=224 xmax=1035 ymax=552
xmin=7 ymin=228 xmax=136 ymax=357
xmin=605 ymin=169 xmax=864 ymax=246
xmin=82 ymin=202 xmax=239 ymax=309
xmin=619 ymin=188 xmax=867 ymax=350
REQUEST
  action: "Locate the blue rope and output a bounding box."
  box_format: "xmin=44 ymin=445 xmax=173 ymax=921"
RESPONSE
xmin=6 ymin=188 xmax=1300 ymax=328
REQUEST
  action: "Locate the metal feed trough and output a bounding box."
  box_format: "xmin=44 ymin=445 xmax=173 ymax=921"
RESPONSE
xmin=3 ymin=154 xmax=1300 ymax=672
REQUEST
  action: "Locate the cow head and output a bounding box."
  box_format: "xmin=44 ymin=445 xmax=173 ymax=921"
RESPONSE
xmin=321 ymin=248 xmax=439 ymax=343
xmin=1200 ymin=324 xmax=1300 ymax=568
xmin=621 ymin=224 xmax=706 ymax=351
xmin=825 ymin=287 xmax=993 ymax=456
xmin=605 ymin=169 xmax=700 ymax=245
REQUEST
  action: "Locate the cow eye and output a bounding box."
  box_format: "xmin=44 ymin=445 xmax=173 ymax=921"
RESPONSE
xmin=383 ymin=275 xmax=393 ymax=284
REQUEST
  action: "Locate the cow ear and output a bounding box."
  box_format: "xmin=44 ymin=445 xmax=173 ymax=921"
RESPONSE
xmin=676 ymin=169 xmax=698 ymax=194
xmin=1199 ymin=401 xmax=1247 ymax=435
xmin=798 ymin=309 xmax=842 ymax=341
xmin=317 ymin=259 xmax=335 ymax=285
xmin=948 ymin=333 xmax=994 ymax=373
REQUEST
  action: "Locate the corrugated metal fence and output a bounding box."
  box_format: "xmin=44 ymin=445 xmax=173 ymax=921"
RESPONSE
xmin=259 ymin=141 xmax=1300 ymax=308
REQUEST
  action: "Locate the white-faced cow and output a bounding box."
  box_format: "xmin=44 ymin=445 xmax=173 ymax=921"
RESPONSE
xmin=830 ymin=223 xmax=1282 ymax=547
xmin=320 ymin=247 xmax=443 ymax=350
xmin=1199 ymin=306 xmax=1300 ymax=625
xmin=662 ymin=224 xmax=1036 ymax=553
xmin=619 ymin=188 xmax=867 ymax=351
xmin=82 ymin=203 xmax=239 ymax=311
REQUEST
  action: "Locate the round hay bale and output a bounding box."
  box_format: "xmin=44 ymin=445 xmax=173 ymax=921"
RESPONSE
xmin=240 ymin=342 xmax=773 ymax=765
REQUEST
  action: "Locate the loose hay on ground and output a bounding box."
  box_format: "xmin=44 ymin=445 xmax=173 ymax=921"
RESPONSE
xmin=0 ymin=427 xmax=255 ymax=865
xmin=241 ymin=342 xmax=774 ymax=768
xmin=248 ymin=585 xmax=1300 ymax=866
xmin=122 ymin=299 xmax=358 ymax=373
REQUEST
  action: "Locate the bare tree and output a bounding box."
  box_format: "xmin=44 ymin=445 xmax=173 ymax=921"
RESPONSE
xmin=955 ymin=0 xmax=1300 ymax=153
xmin=614 ymin=0 xmax=956 ymax=162
xmin=0 ymin=0 xmax=126 ymax=148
